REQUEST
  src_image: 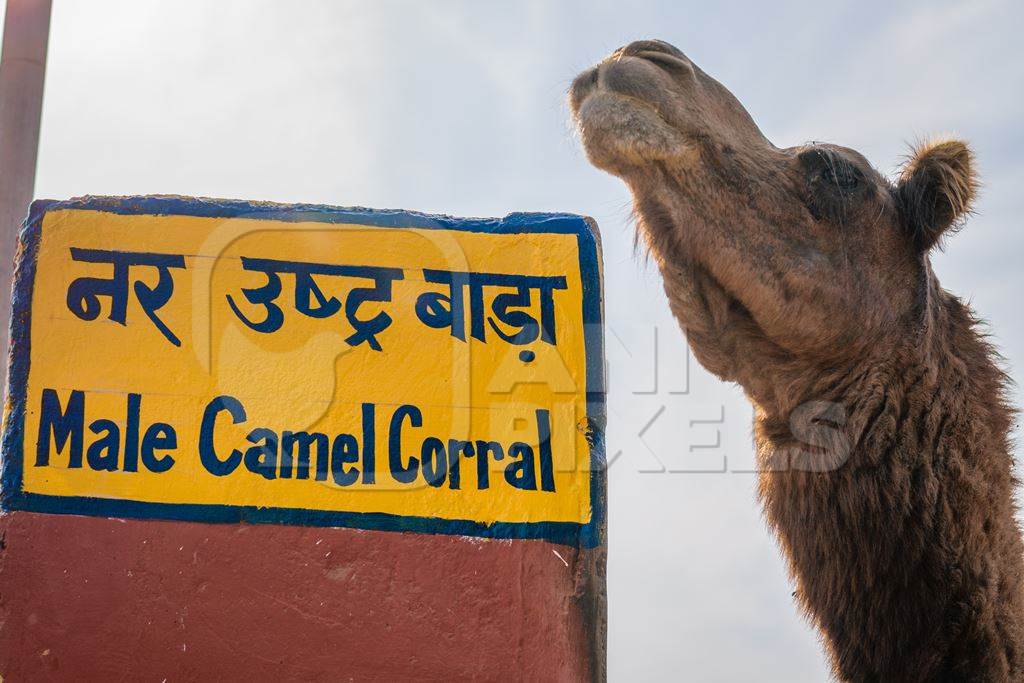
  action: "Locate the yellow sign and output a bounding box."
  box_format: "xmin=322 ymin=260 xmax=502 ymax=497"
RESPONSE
xmin=0 ymin=197 xmax=604 ymax=545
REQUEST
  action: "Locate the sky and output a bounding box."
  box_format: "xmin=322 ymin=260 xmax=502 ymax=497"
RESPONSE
xmin=8 ymin=0 xmax=1024 ymax=680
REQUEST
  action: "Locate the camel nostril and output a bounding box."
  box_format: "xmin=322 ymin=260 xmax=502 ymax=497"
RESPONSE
xmin=622 ymin=39 xmax=687 ymax=60
xmin=617 ymin=39 xmax=694 ymax=78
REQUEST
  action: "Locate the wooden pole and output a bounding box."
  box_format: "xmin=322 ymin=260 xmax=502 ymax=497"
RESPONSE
xmin=0 ymin=0 xmax=51 ymax=384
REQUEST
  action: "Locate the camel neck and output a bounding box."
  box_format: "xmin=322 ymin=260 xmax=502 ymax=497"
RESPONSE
xmin=754 ymin=293 xmax=1024 ymax=680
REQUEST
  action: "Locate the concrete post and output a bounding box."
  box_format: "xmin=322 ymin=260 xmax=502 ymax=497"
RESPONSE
xmin=0 ymin=0 xmax=51 ymax=383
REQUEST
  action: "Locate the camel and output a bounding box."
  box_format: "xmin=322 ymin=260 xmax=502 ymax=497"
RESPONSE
xmin=570 ymin=39 xmax=1024 ymax=680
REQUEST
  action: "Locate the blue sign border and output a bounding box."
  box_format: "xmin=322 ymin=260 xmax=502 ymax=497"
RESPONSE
xmin=0 ymin=196 xmax=606 ymax=548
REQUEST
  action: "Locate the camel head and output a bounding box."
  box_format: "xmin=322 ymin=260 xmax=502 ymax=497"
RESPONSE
xmin=570 ymin=40 xmax=977 ymax=407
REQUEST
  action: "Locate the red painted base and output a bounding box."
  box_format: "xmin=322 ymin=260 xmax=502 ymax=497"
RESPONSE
xmin=0 ymin=512 xmax=604 ymax=681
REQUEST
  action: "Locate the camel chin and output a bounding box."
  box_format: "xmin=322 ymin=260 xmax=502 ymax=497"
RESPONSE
xmin=574 ymin=91 xmax=697 ymax=170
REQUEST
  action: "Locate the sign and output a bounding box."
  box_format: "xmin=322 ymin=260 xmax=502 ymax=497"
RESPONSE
xmin=1 ymin=197 xmax=605 ymax=546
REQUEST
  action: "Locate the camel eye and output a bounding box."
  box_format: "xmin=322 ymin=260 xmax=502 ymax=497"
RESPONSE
xmin=798 ymin=149 xmax=862 ymax=193
xmin=798 ymin=148 xmax=868 ymax=222
xmin=823 ymin=163 xmax=860 ymax=191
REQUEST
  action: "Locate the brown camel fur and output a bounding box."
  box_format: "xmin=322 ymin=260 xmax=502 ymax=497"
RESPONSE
xmin=570 ymin=39 xmax=1024 ymax=680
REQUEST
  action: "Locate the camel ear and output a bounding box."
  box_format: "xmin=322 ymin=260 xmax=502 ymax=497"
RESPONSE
xmin=895 ymin=139 xmax=977 ymax=252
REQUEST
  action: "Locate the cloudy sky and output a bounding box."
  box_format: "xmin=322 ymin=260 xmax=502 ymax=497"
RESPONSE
xmin=11 ymin=0 xmax=1024 ymax=679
